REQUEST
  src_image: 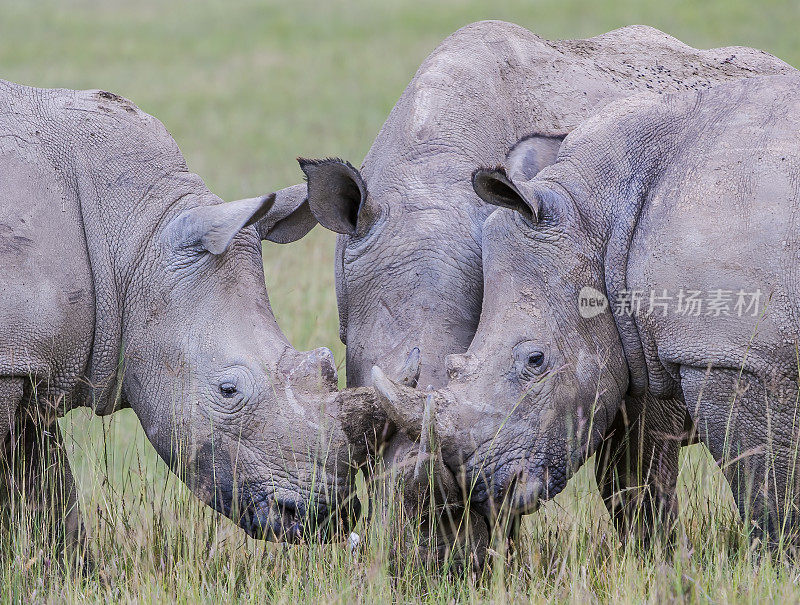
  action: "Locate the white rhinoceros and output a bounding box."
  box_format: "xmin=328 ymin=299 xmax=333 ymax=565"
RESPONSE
xmin=0 ymin=80 xmax=359 ymax=563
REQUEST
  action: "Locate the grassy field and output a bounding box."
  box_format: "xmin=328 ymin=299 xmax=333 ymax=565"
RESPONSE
xmin=2 ymin=0 xmax=800 ymax=601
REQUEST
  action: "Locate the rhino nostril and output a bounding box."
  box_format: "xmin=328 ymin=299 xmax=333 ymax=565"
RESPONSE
xmin=446 ymin=352 xmax=477 ymax=381
xmin=445 ymin=354 xmax=463 ymax=379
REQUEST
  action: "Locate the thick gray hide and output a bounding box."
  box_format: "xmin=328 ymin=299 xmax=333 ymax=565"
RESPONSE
xmin=0 ymin=80 xmax=356 ymax=545
xmin=429 ymin=74 xmax=800 ymax=542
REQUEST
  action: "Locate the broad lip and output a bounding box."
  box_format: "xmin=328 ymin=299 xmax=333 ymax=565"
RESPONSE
xmin=238 ymin=501 xmax=361 ymax=543
xmin=464 ymin=462 xmax=546 ymax=520
xmin=471 ymin=491 xmax=542 ymax=521
xmin=231 ymin=492 xmax=361 ymax=543
xmin=240 ymin=514 xmax=303 ymax=543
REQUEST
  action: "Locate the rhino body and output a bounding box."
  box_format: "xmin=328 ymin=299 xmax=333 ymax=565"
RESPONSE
xmin=0 ymin=80 xmax=357 ymax=558
xmin=409 ymin=74 xmax=800 ymax=542
xmin=315 ymin=22 xmax=794 ymax=553
xmin=308 ymin=21 xmax=793 ymax=391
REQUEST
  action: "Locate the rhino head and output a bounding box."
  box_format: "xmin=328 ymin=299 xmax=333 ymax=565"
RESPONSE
xmin=366 ymin=155 xmax=630 ymax=524
xmin=294 ymin=157 xmax=492 ymax=563
xmin=297 ymin=138 xmax=563 ymax=549
xmin=120 ymin=182 xmax=359 ymax=542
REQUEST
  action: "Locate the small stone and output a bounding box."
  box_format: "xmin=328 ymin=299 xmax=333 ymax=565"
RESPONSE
xmin=347 ymin=532 xmax=361 ymax=556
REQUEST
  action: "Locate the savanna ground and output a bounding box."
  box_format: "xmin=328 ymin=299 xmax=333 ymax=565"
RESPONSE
xmin=2 ymin=0 xmax=800 ymax=601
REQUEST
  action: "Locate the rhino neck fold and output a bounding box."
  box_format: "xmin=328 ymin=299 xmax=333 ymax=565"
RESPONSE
xmin=75 ymin=168 xmax=186 ymax=415
xmin=64 ymin=102 xmax=198 ymax=415
xmin=601 ymin=184 xmax=651 ymax=398
xmin=552 ymin=97 xmax=700 ymax=399
xmin=594 ymin=161 xmax=682 ymax=397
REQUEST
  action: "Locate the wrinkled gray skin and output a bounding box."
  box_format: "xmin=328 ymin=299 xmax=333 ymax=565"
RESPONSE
xmin=305 ymin=21 xmax=794 ymax=554
xmin=0 ymin=80 xmax=358 ymax=562
xmin=387 ymin=74 xmax=800 ymax=543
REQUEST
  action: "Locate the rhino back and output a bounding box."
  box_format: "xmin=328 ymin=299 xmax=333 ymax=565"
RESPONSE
xmin=363 ymin=20 xmax=794 ymax=193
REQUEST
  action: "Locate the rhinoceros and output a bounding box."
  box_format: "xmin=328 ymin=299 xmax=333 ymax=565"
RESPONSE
xmin=303 ymin=21 xmax=795 ymax=551
xmin=0 ymin=79 xmax=358 ymax=562
xmin=376 ymin=73 xmax=800 ymax=544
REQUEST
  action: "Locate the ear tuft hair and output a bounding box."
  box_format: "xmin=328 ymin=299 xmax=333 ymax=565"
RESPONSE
xmin=297 ymin=157 xmax=360 ymax=177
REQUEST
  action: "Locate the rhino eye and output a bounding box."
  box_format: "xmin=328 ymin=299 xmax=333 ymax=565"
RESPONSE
xmin=219 ymin=382 xmax=238 ymax=398
xmin=527 ymin=351 xmax=545 ymax=368
xmin=513 ymin=342 xmax=548 ymax=382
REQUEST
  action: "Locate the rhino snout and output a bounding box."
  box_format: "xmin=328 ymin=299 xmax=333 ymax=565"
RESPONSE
xmin=239 ymin=498 xmax=305 ymax=542
xmin=238 ymin=493 xmax=361 ymax=543
xmin=469 ymin=461 xmax=546 ymax=520
xmin=503 ymin=472 xmax=543 ymax=516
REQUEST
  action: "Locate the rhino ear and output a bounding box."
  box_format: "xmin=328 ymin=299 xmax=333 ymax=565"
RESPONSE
xmin=165 ymin=195 xmax=274 ymax=254
xmin=505 ymin=134 xmax=564 ymax=182
xmin=298 ymin=157 xmax=369 ymax=236
xmin=472 ymin=167 xmax=541 ymax=224
xmin=254 ymin=183 xmax=318 ymax=244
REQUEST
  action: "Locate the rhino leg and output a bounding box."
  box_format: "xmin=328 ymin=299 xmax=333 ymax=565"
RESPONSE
xmin=594 ymin=392 xmax=684 ymax=546
xmin=682 ymin=366 xmax=800 ymax=546
xmin=0 ymin=377 xmax=24 ymax=504
xmin=0 ymin=378 xmax=22 ymax=445
xmin=1 ymin=383 xmax=90 ymax=572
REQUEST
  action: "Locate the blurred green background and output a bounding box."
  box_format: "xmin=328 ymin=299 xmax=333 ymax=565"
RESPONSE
xmin=1 ymin=0 xmax=798 ymax=560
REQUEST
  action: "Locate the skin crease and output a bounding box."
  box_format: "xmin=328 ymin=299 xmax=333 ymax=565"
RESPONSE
xmin=420 ymin=74 xmax=800 ymax=543
xmin=307 ymin=21 xmax=795 ymax=555
xmin=0 ymin=80 xmax=358 ymax=562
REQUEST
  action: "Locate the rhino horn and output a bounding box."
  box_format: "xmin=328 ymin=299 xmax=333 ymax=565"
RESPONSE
xmin=371 ymin=365 xmax=428 ymax=440
xmin=335 ymin=386 xmax=390 ymax=459
xmin=406 ymin=389 xmax=459 ymax=500
xmin=334 ymin=350 xmax=422 ymax=458
xmin=398 ymin=347 xmax=421 ymax=388
xmin=413 ymin=390 xmax=438 ymax=481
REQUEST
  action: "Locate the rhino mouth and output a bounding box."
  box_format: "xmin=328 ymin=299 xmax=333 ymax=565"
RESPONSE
xmin=465 ymin=454 xmax=566 ymax=520
xmin=236 ymin=495 xmax=362 ymax=543
xmin=208 ymin=479 xmax=362 ymax=543
xmin=237 ymin=499 xmax=305 ymax=542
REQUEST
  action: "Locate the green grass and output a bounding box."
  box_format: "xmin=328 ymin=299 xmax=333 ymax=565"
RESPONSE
xmin=2 ymin=0 xmax=800 ymax=601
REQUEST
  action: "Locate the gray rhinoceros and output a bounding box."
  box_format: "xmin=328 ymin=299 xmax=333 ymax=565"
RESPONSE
xmin=375 ymin=73 xmax=800 ymax=544
xmin=0 ymin=80 xmax=358 ymax=561
xmin=304 ymin=21 xmax=795 ymax=551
